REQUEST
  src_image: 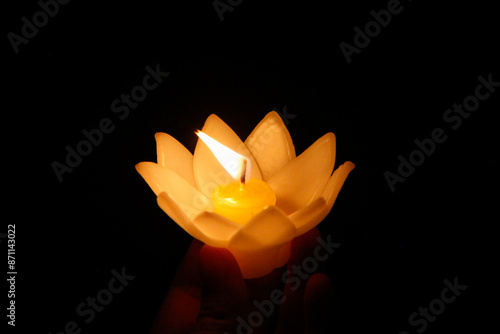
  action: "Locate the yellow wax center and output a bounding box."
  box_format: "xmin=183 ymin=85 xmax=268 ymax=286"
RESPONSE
xmin=212 ymin=178 xmax=276 ymax=225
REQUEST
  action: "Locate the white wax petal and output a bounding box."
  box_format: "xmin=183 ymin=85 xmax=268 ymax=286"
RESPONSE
xmin=245 ymin=111 xmax=296 ymax=181
xmin=155 ymin=132 xmax=197 ymax=188
xmin=290 ymin=161 xmax=355 ymax=234
xmin=227 ymin=206 xmax=296 ymax=278
xmin=136 ymin=162 xmax=213 ymax=217
xmin=156 ymin=192 xmax=206 ymax=241
xmin=190 ymin=211 xmax=241 ymax=248
xmin=321 ymin=161 xmax=356 ymax=208
xmin=267 ymin=132 xmax=336 ymax=215
xmin=289 ymin=197 xmax=328 ymax=235
xmin=228 ymin=206 xmax=296 ymax=250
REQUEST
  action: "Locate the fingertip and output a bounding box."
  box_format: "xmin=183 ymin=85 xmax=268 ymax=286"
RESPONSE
xmin=304 ymin=273 xmax=336 ymax=333
xmin=195 ymin=246 xmax=248 ymax=332
xmin=199 ymin=245 xmax=244 ymax=285
xmin=293 ymin=227 xmax=322 ymax=248
xmin=290 ymin=228 xmax=322 ymax=265
xmin=305 ymin=273 xmax=333 ymax=301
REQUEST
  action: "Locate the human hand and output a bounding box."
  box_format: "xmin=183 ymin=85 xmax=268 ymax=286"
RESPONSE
xmin=151 ymin=228 xmax=337 ymax=334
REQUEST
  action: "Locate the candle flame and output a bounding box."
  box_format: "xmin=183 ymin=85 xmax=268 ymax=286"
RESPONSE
xmin=196 ymin=130 xmax=251 ymax=182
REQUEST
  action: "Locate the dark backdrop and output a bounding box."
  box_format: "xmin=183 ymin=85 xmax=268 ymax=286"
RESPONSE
xmin=5 ymin=0 xmax=498 ymax=333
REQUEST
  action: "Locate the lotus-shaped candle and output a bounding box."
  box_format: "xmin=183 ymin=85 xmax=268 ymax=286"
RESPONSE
xmin=136 ymin=111 xmax=354 ymax=278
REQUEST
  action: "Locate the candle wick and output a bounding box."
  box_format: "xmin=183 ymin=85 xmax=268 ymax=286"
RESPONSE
xmin=239 ymin=159 xmax=247 ymax=185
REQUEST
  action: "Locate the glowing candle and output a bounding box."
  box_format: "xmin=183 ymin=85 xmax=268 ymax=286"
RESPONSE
xmin=196 ymin=130 xmax=276 ymax=225
xmin=136 ymin=112 xmax=355 ymax=278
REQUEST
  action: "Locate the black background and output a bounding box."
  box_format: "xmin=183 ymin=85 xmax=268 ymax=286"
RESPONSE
xmin=5 ymin=0 xmax=498 ymax=333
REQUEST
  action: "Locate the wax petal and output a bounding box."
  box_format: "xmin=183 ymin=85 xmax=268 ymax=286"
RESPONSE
xmin=156 ymin=192 xmax=206 ymax=241
xmin=155 ymin=132 xmax=197 ymax=188
xmin=193 ymin=114 xmax=262 ymax=197
xmin=229 ymin=206 xmax=296 ymax=250
xmin=190 ymin=212 xmax=241 ymax=248
xmin=267 ymin=133 xmax=336 ymax=215
xmin=321 ymin=161 xmax=355 ymax=207
xmin=136 ymin=162 xmax=213 ymax=217
xmin=245 ymin=111 xmax=296 ymax=181
xmin=289 ymin=198 xmax=328 ymax=236
xmin=228 ymin=206 xmax=296 ymax=278
xmin=276 ymin=241 xmax=292 ymax=267
xmin=290 ymin=162 xmax=355 ymax=234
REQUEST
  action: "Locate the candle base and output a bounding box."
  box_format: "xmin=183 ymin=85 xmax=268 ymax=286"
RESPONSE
xmin=212 ymin=179 xmax=277 ymax=225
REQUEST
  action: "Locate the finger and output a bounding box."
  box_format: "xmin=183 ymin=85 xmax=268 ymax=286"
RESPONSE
xmin=191 ymin=245 xmax=249 ymax=334
xmin=151 ymin=239 xmax=204 ymax=334
xmin=304 ymin=273 xmax=336 ymax=334
xmin=275 ymin=228 xmax=322 ymax=334
xmin=244 ymin=266 xmax=285 ymax=333
xmin=245 ymin=266 xmax=284 ymax=307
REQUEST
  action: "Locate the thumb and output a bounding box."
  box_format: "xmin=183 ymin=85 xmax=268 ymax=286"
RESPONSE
xmin=191 ymin=245 xmax=249 ymax=334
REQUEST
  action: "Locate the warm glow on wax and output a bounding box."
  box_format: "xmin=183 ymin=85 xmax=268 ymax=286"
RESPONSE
xmin=196 ymin=130 xmax=276 ymax=224
xmin=136 ymin=112 xmax=355 ymax=278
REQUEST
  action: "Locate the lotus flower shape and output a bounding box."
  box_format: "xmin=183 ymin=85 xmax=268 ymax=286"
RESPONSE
xmin=136 ymin=111 xmax=354 ymax=278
